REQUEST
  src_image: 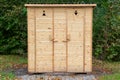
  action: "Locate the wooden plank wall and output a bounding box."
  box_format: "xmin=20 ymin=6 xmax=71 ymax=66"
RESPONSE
xmin=84 ymin=8 xmax=93 ymax=72
xmin=27 ymin=8 xmax=35 ymax=72
xmin=35 ymin=8 xmax=53 ymax=72
xmin=67 ymin=8 xmax=84 ymax=72
xmin=27 ymin=7 xmax=93 ymax=73
xmin=54 ymin=8 xmax=67 ymax=72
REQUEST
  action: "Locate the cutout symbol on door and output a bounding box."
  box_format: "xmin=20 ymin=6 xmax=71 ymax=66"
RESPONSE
xmin=74 ymin=10 xmax=78 ymax=15
xmin=43 ymin=10 xmax=46 ymax=16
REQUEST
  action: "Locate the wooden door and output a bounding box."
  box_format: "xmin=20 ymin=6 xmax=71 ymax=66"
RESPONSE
xmin=54 ymin=8 xmax=67 ymax=72
xmin=67 ymin=8 xmax=84 ymax=72
xmin=35 ymin=8 xmax=85 ymax=72
xmin=35 ymin=8 xmax=53 ymax=72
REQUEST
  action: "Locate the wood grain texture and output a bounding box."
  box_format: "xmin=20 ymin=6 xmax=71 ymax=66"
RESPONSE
xmin=26 ymin=5 xmax=95 ymax=73
xmin=27 ymin=8 xmax=35 ymax=72
xmin=54 ymin=8 xmax=67 ymax=72
xmin=25 ymin=4 xmax=96 ymax=7
xmin=84 ymin=8 xmax=93 ymax=72
xmin=35 ymin=8 xmax=53 ymax=72
xmin=67 ymin=8 xmax=84 ymax=72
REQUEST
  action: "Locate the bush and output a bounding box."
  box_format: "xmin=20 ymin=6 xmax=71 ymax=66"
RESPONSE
xmin=93 ymin=0 xmax=120 ymax=61
xmin=0 ymin=0 xmax=120 ymax=61
xmin=0 ymin=0 xmax=27 ymax=55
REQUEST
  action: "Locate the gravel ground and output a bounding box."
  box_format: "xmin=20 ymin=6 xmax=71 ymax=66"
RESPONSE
xmin=15 ymin=68 xmax=98 ymax=80
xmin=17 ymin=74 xmax=97 ymax=80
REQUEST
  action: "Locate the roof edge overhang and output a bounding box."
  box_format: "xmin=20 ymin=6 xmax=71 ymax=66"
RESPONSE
xmin=25 ymin=4 xmax=96 ymax=8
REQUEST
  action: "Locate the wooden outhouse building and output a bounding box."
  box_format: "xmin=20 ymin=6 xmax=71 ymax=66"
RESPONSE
xmin=25 ymin=4 xmax=96 ymax=73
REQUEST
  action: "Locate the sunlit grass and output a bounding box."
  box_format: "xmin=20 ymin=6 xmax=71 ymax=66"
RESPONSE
xmin=0 ymin=55 xmax=27 ymax=80
xmin=0 ymin=55 xmax=27 ymax=71
xmin=0 ymin=72 xmax=16 ymax=80
xmin=99 ymin=73 xmax=120 ymax=80
xmin=93 ymin=59 xmax=120 ymax=80
xmin=0 ymin=55 xmax=120 ymax=80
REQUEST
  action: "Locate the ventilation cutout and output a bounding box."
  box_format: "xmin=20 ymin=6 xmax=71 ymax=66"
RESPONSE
xmin=43 ymin=10 xmax=46 ymax=16
xmin=75 ymin=10 xmax=78 ymax=15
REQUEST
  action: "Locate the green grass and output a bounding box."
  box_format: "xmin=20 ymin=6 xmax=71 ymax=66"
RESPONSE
xmin=93 ymin=59 xmax=120 ymax=80
xmin=0 ymin=55 xmax=120 ymax=80
xmin=101 ymin=61 xmax=120 ymax=73
xmin=0 ymin=55 xmax=27 ymax=80
xmin=0 ymin=55 xmax=27 ymax=71
xmin=99 ymin=73 xmax=120 ymax=80
xmin=93 ymin=59 xmax=120 ymax=73
xmin=0 ymin=72 xmax=16 ymax=80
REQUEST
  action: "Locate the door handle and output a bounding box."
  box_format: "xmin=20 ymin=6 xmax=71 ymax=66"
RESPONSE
xmin=67 ymin=34 xmax=70 ymax=41
xmin=62 ymin=34 xmax=70 ymax=42
xmin=49 ymin=35 xmax=54 ymax=41
xmin=62 ymin=40 xmax=67 ymax=42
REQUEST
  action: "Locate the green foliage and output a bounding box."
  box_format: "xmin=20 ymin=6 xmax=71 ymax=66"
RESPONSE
xmin=93 ymin=0 xmax=120 ymax=61
xmin=0 ymin=0 xmax=120 ymax=61
xmin=0 ymin=0 xmax=27 ymax=55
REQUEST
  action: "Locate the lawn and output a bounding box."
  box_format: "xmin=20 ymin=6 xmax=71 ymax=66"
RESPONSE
xmin=0 ymin=55 xmax=120 ymax=80
xmin=93 ymin=59 xmax=120 ymax=80
xmin=98 ymin=62 xmax=120 ymax=80
xmin=0 ymin=55 xmax=27 ymax=80
xmin=99 ymin=73 xmax=120 ymax=80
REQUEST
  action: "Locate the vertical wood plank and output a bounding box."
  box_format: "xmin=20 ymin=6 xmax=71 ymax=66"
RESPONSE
xmin=52 ymin=8 xmax=54 ymax=72
xmin=67 ymin=8 xmax=84 ymax=72
xmin=27 ymin=8 xmax=35 ymax=72
xmin=35 ymin=8 xmax=53 ymax=72
xmin=27 ymin=6 xmax=94 ymax=73
xmin=54 ymin=8 xmax=67 ymax=72
xmin=84 ymin=8 xmax=93 ymax=72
